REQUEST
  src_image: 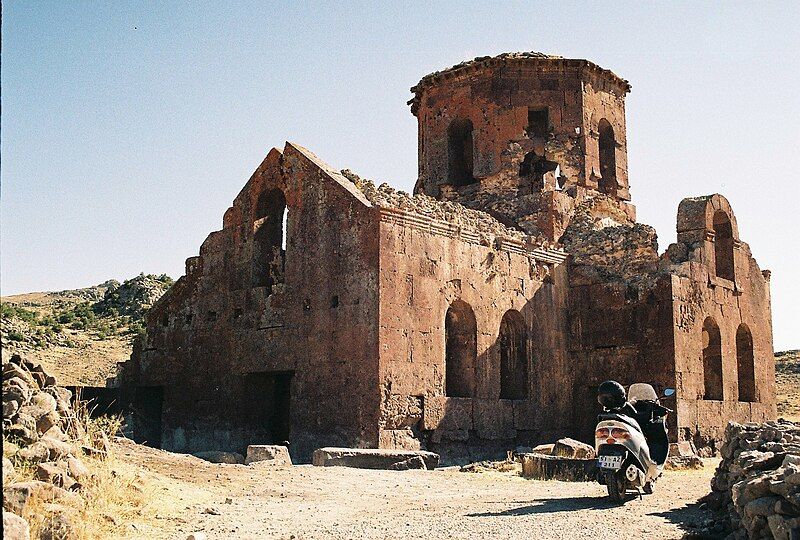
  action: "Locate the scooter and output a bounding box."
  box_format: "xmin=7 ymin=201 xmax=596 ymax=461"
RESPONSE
xmin=595 ymin=383 xmax=674 ymax=502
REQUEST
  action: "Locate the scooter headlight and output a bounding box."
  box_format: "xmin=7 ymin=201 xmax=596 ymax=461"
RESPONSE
xmin=610 ymin=427 xmax=631 ymax=440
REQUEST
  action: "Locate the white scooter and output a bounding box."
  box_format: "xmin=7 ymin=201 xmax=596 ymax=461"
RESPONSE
xmin=595 ymin=383 xmax=674 ymax=502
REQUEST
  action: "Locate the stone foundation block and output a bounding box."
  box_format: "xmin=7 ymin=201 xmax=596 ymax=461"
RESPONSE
xmin=312 ymin=447 xmax=439 ymax=470
xmin=245 ymin=445 xmax=292 ymax=466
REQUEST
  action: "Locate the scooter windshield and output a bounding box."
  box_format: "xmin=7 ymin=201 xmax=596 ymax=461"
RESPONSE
xmin=628 ymin=383 xmax=658 ymax=403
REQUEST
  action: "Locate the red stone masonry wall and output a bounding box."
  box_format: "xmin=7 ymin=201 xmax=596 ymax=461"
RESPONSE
xmin=669 ymin=195 xmax=776 ymax=451
xmin=123 ymin=144 xmax=383 ymax=461
xmin=412 ymin=57 xmax=631 ymax=203
xmin=376 ymin=208 xmax=570 ymax=459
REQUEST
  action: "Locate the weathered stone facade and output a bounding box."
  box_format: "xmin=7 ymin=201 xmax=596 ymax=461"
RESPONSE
xmin=119 ymin=53 xmax=775 ymax=462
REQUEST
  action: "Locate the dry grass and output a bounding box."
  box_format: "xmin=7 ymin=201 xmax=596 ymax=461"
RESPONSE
xmin=5 ymin=402 xmax=162 ymax=539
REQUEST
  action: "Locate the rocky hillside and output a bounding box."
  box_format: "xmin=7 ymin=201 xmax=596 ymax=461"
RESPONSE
xmin=777 ymin=350 xmax=800 ymax=422
xmin=0 ymin=274 xmax=172 ymax=386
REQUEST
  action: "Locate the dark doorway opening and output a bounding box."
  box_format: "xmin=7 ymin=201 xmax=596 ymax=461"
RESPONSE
xmin=68 ymin=386 xmax=122 ymax=417
xmin=132 ymin=386 xmax=164 ymax=448
xmin=244 ymin=371 xmax=293 ymax=444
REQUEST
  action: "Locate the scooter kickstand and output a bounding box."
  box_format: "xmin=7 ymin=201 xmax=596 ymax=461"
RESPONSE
xmin=637 ymin=488 xmax=643 ymax=500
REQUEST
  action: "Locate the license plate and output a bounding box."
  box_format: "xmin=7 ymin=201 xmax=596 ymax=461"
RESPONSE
xmin=598 ymin=455 xmax=623 ymax=470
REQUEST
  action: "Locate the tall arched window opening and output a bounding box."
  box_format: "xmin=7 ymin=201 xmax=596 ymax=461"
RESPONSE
xmin=713 ymin=210 xmax=735 ymax=281
xmin=499 ymin=310 xmax=528 ymax=400
xmin=702 ymin=317 xmax=723 ymax=400
xmin=445 ymin=300 xmax=477 ymax=398
xmin=598 ymin=119 xmax=617 ymax=196
xmin=448 ymin=119 xmax=476 ymax=187
xmin=737 ymin=324 xmax=756 ymax=402
xmin=252 ymin=189 xmax=287 ymax=291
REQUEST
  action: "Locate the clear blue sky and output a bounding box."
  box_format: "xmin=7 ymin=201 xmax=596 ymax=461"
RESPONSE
xmin=2 ymin=1 xmax=798 ymax=350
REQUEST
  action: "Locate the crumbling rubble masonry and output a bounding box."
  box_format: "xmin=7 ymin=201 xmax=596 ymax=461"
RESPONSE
xmin=118 ymin=53 xmax=775 ymax=462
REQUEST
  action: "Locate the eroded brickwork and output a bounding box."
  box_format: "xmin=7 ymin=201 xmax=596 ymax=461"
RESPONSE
xmin=120 ymin=52 xmax=775 ymax=462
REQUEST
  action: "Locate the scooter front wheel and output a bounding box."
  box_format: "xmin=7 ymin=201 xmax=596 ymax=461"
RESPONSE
xmin=606 ymin=471 xmax=627 ymax=502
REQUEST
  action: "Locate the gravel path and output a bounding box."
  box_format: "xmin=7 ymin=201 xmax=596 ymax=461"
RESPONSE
xmin=118 ymin=440 xmax=716 ymax=539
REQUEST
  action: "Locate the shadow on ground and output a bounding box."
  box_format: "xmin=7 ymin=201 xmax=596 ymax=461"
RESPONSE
xmin=467 ymin=494 xmax=721 ymax=540
xmin=466 ymin=496 xmax=619 ymax=517
xmin=650 ymin=501 xmax=726 ymax=540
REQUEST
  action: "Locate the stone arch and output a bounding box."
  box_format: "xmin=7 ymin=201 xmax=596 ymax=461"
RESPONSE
xmin=713 ymin=210 xmax=735 ymax=281
xmin=676 ymin=195 xmax=740 ymax=242
xmin=597 ymin=119 xmax=617 ymax=196
xmin=445 ymin=299 xmax=477 ymax=398
xmin=737 ymin=324 xmax=756 ymax=402
xmin=702 ymin=317 xmax=723 ymax=400
xmin=499 ymin=310 xmax=528 ymax=400
xmin=252 ymin=188 xmax=287 ymax=290
xmin=447 ymin=118 xmax=476 ymax=187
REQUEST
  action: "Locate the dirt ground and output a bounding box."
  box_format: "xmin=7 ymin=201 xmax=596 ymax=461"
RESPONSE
xmin=115 ymin=439 xmax=717 ymax=540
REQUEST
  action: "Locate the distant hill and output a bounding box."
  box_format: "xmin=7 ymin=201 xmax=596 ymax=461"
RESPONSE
xmin=0 ymin=273 xmax=172 ymax=386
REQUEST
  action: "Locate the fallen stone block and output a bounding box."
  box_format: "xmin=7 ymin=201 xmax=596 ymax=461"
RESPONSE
xmin=245 ymin=445 xmax=291 ymax=466
xmin=521 ymin=453 xmax=596 ymax=481
xmin=552 ymin=438 xmax=596 ymax=459
xmin=531 ymin=443 xmax=555 ymax=455
xmin=312 ymin=447 xmax=439 ymax=470
xmin=668 ymin=440 xmax=698 ymax=457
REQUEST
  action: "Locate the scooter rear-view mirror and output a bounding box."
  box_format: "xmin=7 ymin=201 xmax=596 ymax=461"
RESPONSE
xmin=663 ymin=388 xmax=676 ymax=397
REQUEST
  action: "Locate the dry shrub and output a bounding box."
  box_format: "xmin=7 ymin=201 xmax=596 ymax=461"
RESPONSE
xmin=8 ymin=403 xmax=159 ymax=539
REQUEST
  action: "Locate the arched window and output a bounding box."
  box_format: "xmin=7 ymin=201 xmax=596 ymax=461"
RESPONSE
xmin=448 ymin=119 xmax=476 ymax=187
xmin=597 ymin=119 xmax=617 ymax=196
xmin=499 ymin=310 xmax=528 ymax=400
xmin=252 ymin=189 xmax=287 ymax=290
xmin=713 ymin=210 xmax=735 ymax=281
xmin=445 ymin=300 xmax=477 ymax=398
xmin=702 ymin=317 xmax=723 ymax=400
xmin=737 ymin=324 xmax=756 ymax=402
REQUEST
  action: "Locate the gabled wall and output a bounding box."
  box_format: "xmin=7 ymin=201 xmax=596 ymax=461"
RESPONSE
xmin=122 ymin=143 xmax=382 ymax=461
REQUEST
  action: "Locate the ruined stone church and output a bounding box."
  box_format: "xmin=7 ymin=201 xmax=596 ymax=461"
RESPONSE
xmin=119 ymin=52 xmax=775 ymax=462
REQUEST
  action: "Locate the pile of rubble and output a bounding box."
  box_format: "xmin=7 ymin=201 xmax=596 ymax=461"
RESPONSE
xmin=341 ymin=169 xmax=554 ymax=249
xmin=707 ymin=420 xmax=800 ymax=539
xmin=3 ymin=353 xmax=109 ymax=540
xmin=560 ymin=196 xmax=662 ymax=291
